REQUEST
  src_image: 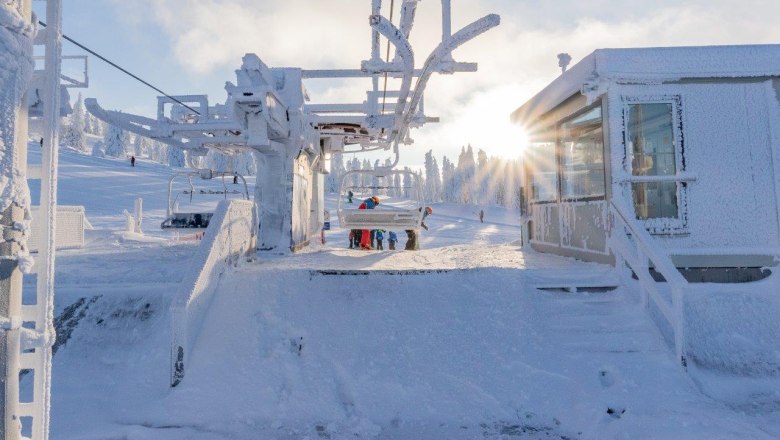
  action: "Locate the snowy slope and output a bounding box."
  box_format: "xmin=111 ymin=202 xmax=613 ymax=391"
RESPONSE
xmin=21 ymin=147 xmax=780 ymax=439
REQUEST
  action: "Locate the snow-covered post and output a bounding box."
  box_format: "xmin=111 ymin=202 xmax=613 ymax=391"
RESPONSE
xmin=0 ymin=1 xmax=34 ymax=438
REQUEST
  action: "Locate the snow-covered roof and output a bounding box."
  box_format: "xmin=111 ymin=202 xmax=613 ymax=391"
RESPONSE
xmin=511 ymin=44 xmax=780 ymax=127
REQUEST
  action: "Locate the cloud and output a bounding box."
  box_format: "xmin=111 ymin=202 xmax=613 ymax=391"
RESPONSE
xmin=132 ymin=0 xmax=780 ymax=167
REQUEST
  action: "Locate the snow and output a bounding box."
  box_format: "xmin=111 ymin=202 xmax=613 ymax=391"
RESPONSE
xmin=17 ymin=148 xmax=780 ymax=439
xmin=0 ymin=3 xmax=34 ymax=213
xmin=513 ymin=44 xmax=780 ymax=127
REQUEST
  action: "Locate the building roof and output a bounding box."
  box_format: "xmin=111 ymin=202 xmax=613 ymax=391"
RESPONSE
xmin=511 ymin=44 xmax=780 ymax=128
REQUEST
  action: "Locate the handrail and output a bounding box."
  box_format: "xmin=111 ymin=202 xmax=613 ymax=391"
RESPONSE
xmin=608 ymin=200 xmax=688 ymax=367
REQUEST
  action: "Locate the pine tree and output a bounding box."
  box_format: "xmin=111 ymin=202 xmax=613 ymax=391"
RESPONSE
xmin=103 ymin=124 xmax=130 ymax=158
xmin=167 ymin=145 xmax=186 ymax=168
xmin=61 ymin=94 xmax=88 ymax=153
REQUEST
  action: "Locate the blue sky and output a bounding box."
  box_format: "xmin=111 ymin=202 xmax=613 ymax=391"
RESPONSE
xmin=40 ymin=0 xmax=780 ymax=168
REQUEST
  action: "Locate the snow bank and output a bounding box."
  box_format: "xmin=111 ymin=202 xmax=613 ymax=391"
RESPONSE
xmin=0 ymin=4 xmax=34 ymax=213
xmin=170 ymin=199 xmax=256 ymax=386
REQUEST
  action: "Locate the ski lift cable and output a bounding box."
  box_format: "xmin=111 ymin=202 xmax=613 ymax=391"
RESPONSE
xmin=380 ymin=0 xmax=395 ymax=115
xmin=38 ymin=20 xmax=201 ymax=115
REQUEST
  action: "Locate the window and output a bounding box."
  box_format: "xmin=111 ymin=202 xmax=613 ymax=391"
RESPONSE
xmin=624 ymin=98 xmax=687 ymax=232
xmin=527 ymin=141 xmax=557 ymax=202
xmin=560 ymin=106 xmax=605 ymax=200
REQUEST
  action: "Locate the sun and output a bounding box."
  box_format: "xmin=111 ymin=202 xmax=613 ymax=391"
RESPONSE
xmin=443 ymin=86 xmax=530 ymax=160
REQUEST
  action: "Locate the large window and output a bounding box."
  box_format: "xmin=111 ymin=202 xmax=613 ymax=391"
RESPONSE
xmin=526 ymin=141 xmax=557 ymax=202
xmin=625 ymin=98 xmax=687 ymax=232
xmin=560 ymin=106 xmax=605 ymax=200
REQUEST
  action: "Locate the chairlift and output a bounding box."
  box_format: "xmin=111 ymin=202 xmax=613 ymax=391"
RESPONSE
xmin=161 ymin=169 xmax=250 ymax=229
xmin=337 ymin=169 xmax=424 ymax=230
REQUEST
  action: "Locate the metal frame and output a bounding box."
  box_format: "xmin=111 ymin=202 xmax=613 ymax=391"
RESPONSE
xmin=161 ymin=170 xmax=250 ymax=230
xmin=337 ymin=169 xmax=425 ymax=230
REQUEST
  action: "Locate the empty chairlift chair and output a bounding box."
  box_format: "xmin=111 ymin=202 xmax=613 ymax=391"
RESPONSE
xmin=161 ymin=169 xmax=250 ymax=229
xmin=337 ymin=169 xmax=424 ymax=231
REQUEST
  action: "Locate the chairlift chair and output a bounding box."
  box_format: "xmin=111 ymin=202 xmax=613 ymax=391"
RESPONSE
xmin=161 ymin=169 xmax=250 ymax=229
xmin=337 ymin=169 xmax=424 ymax=231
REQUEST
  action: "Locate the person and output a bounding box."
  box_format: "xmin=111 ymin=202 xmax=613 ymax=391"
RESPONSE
xmin=40 ymin=137 xmax=43 ymax=147
xmin=130 ymin=155 xmax=136 ymax=167
xmin=404 ymin=229 xmax=418 ymax=250
xmin=479 ymin=209 xmax=484 ymax=223
xmin=347 ymin=190 xmax=354 ymax=204
xmin=348 ymin=230 xmax=355 ymax=249
xmin=358 ymin=196 xmax=380 ymax=249
xmin=420 ymin=206 xmax=432 ymax=231
xmin=388 ymin=230 xmax=397 ymax=250
xmin=376 ymin=229 xmax=384 ymax=250
xmin=233 ymin=175 xmax=238 ymax=184
xmin=370 ymin=229 xmax=377 ymax=248
xmin=353 ymin=229 xmax=362 ymax=248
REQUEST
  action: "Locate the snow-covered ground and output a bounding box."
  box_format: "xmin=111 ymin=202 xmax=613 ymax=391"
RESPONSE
xmin=21 ymin=147 xmax=780 ymax=439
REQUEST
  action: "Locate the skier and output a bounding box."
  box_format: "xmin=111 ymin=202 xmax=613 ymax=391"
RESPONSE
xmin=404 ymin=229 xmax=418 ymax=250
xmin=376 ymin=229 xmax=385 ymax=250
xmin=130 ymin=155 xmax=136 ymax=167
xmin=348 ymin=230 xmax=355 ymax=249
xmin=421 ymin=206 xmax=432 ymax=231
xmin=233 ymin=175 xmax=238 ymax=184
xmin=388 ymin=230 xmax=398 ymax=250
xmin=479 ymin=209 xmax=484 ymax=223
xmin=358 ymin=196 xmax=380 ymax=249
xmin=347 ymin=190 xmax=354 ymax=204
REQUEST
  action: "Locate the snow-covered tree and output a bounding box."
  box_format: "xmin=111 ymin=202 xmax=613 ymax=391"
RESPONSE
xmin=133 ymin=135 xmax=150 ymax=158
xmin=61 ymin=94 xmax=88 ymax=153
xmin=103 ymin=124 xmax=131 ymax=158
xmin=167 ymin=145 xmax=186 ymax=168
xmin=91 ymin=140 xmax=106 ymax=158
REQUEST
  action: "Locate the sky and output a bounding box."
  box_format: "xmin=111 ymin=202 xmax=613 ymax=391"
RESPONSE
xmin=39 ymin=0 xmax=780 ymax=169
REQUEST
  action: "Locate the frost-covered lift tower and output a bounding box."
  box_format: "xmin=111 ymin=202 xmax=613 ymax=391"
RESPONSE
xmin=512 ymin=45 xmax=780 ymax=368
xmin=1 ymin=0 xmax=75 ymax=438
xmin=87 ymin=0 xmax=499 ymax=252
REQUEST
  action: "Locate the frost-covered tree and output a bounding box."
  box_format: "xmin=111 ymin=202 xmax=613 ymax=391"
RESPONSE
xmin=424 ymin=149 xmax=442 ymax=202
xmin=326 ymin=152 xmax=345 ymax=193
xmin=133 ymin=135 xmax=150 ymax=158
xmin=167 ymin=145 xmax=186 ymax=168
xmin=91 ymin=140 xmax=106 ymax=158
xmin=441 ymin=156 xmax=455 ymax=202
xmin=102 ymin=124 xmax=131 ymax=158
xmin=402 ymin=166 xmax=412 ymax=199
xmin=61 ymin=94 xmax=88 ymax=153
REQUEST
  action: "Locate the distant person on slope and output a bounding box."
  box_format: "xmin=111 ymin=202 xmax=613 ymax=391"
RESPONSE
xmin=421 ymin=206 xmax=432 ymax=231
xmin=479 ymin=209 xmax=484 ymax=223
xmin=388 ymin=230 xmax=397 ymax=250
xmin=233 ymin=175 xmax=238 ymax=184
xmin=130 ymin=155 xmax=136 ymax=167
xmin=358 ymin=196 xmax=380 ymax=249
xmin=347 ymin=190 xmax=354 ymax=204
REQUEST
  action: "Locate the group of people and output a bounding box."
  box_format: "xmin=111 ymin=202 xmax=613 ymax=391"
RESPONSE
xmin=349 ymin=229 xmax=398 ymax=250
xmin=347 ymin=195 xmax=432 ymax=251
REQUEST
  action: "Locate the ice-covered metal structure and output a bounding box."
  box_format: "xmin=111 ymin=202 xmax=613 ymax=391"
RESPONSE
xmin=512 ymin=45 xmax=780 ymax=367
xmin=87 ymin=0 xmax=499 ymax=252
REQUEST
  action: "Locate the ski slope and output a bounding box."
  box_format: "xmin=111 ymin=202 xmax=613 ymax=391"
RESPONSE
xmin=22 ymin=147 xmax=780 ymax=439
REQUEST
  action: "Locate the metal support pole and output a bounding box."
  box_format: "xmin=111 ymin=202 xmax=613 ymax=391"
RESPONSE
xmin=35 ymin=0 xmax=63 ymax=438
xmin=0 ymin=1 xmax=33 ymax=439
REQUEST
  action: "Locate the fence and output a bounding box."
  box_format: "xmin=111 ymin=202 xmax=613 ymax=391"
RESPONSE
xmin=170 ymin=199 xmax=256 ymax=386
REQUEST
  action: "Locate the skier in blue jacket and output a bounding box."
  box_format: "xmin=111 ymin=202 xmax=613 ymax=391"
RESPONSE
xmin=375 ymin=229 xmax=385 ymax=250
xmin=388 ymin=231 xmax=398 ymax=250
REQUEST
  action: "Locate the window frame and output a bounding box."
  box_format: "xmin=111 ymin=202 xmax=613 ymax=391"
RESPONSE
xmin=557 ymin=102 xmax=607 ymax=203
xmin=622 ymin=95 xmax=689 ymax=235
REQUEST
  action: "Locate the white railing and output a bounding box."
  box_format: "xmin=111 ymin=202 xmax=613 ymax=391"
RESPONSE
xmin=170 ymin=199 xmax=256 ymax=386
xmin=28 ymin=205 xmax=85 ymax=252
xmin=607 ymin=201 xmax=688 ymax=367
